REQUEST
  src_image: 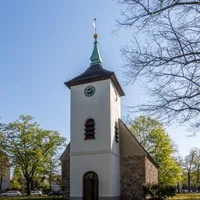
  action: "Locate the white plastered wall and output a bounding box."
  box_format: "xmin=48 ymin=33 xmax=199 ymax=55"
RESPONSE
xmin=70 ymin=80 xmax=111 ymax=154
xmin=110 ymin=81 xmax=121 ymax=196
xmin=70 ymin=79 xmax=121 ymax=197
xmin=70 ymin=153 xmax=112 ymax=197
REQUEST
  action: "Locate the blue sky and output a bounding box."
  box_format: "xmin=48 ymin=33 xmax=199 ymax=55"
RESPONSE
xmin=0 ymin=0 xmax=199 ymax=157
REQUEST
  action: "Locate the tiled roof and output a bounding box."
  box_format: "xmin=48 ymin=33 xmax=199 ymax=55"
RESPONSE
xmin=64 ymin=64 xmax=125 ymax=96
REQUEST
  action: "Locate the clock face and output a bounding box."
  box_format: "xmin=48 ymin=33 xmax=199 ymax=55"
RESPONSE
xmin=84 ymin=85 xmax=96 ymax=97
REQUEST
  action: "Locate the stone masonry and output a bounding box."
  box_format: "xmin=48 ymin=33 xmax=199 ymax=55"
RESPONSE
xmin=120 ymin=155 xmax=158 ymax=200
xmin=61 ymin=150 xmax=70 ymax=199
xmin=145 ymin=157 xmax=158 ymax=184
xmin=120 ymin=155 xmax=146 ymax=200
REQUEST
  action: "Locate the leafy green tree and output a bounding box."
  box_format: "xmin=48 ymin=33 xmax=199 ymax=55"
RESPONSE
xmin=0 ymin=121 xmax=10 ymax=191
xmin=129 ymin=116 xmax=162 ymax=151
xmin=10 ymin=166 xmax=23 ymax=190
xmin=129 ymin=115 xmax=182 ymax=185
xmin=45 ymin=156 xmax=61 ymax=190
xmin=36 ymin=155 xmax=61 ymax=191
xmin=0 ymin=151 xmax=9 ymax=191
xmin=0 ymin=115 xmax=66 ymax=195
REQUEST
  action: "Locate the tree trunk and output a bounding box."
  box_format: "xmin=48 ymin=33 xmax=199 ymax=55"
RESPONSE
xmin=49 ymin=173 xmax=52 ymax=191
xmin=188 ymin=171 xmax=191 ymax=193
xmin=197 ymin=166 xmax=200 ymax=192
xmin=26 ymin=178 xmax=31 ymax=195
xmin=49 ymin=163 xmax=52 ymax=191
xmin=197 ymin=167 xmax=200 ymax=185
xmin=177 ymin=183 xmax=181 ymax=193
xmin=0 ymin=174 xmax=2 ymax=192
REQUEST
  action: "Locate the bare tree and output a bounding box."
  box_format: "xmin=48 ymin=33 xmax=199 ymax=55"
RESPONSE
xmin=193 ymin=148 xmax=200 ymax=191
xmin=116 ymin=0 xmax=200 ymax=131
xmin=184 ymin=149 xmax=197 ymax=192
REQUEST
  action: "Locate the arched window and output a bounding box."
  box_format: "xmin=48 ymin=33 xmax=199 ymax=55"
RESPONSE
xmin=85 ymin=119 xmax=95 ymax=139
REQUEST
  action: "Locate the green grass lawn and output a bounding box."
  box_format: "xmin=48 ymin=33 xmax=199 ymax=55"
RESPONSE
xmin=1 ymin=194 xmax=200 ymax=200
xmin=167 ymin=193 xmax=200 ymax=199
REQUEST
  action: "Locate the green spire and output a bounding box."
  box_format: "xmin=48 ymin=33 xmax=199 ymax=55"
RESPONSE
xmin=90 ymin=34 xmax=102 ymax=65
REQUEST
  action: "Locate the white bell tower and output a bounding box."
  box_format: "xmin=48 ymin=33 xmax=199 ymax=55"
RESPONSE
xmin=65 ymin=32 xmax=125 ymax=200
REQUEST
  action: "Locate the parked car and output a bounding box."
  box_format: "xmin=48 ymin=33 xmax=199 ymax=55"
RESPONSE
xmin=31 ymin=190 xmax=42 ymax=196
xmin=48 ymin=190 xmax=64 ymax=196
xmin=0 ymin=190 xmax=21 ymax=196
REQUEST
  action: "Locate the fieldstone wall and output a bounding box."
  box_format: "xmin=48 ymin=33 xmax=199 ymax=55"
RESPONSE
xmin=61 ymin=153 xmax=70 ymax=199
xmin=145 ymin=157 xmax=158 ymax=184
xmin=120 ymin=155 xmax=146 ymax=200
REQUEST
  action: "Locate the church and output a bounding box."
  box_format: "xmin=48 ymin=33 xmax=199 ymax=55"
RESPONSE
xmin=60 ymin=32 xmax=158 ymax=200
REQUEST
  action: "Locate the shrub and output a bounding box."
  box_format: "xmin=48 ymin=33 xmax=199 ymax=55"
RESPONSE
xmin=143 ymin=184 xmax=176 ymax=200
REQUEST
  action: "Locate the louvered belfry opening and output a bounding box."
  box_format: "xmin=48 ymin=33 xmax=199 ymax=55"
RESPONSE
xmin=115 ymin=122 xmax=119 ymax=143
xmin=85 ymin=119 xmax=95 ymax=139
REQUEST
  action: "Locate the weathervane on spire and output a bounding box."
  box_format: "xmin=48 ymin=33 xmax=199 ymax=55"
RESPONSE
xmin=90 ymin=18 xmax=102 ymax=65
xmin=92 ymin=18 xmax=98 ymax=39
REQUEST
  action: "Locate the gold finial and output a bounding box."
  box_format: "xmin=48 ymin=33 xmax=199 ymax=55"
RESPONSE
xmin=94 ymin=33 xmax=98 ymax=39
xmin=92 ymin=18 xmax=98 ymax=39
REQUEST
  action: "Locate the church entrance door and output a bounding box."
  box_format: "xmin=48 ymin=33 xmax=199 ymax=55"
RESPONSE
xmin=83 ymin=171 xmax=98 ymax=200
